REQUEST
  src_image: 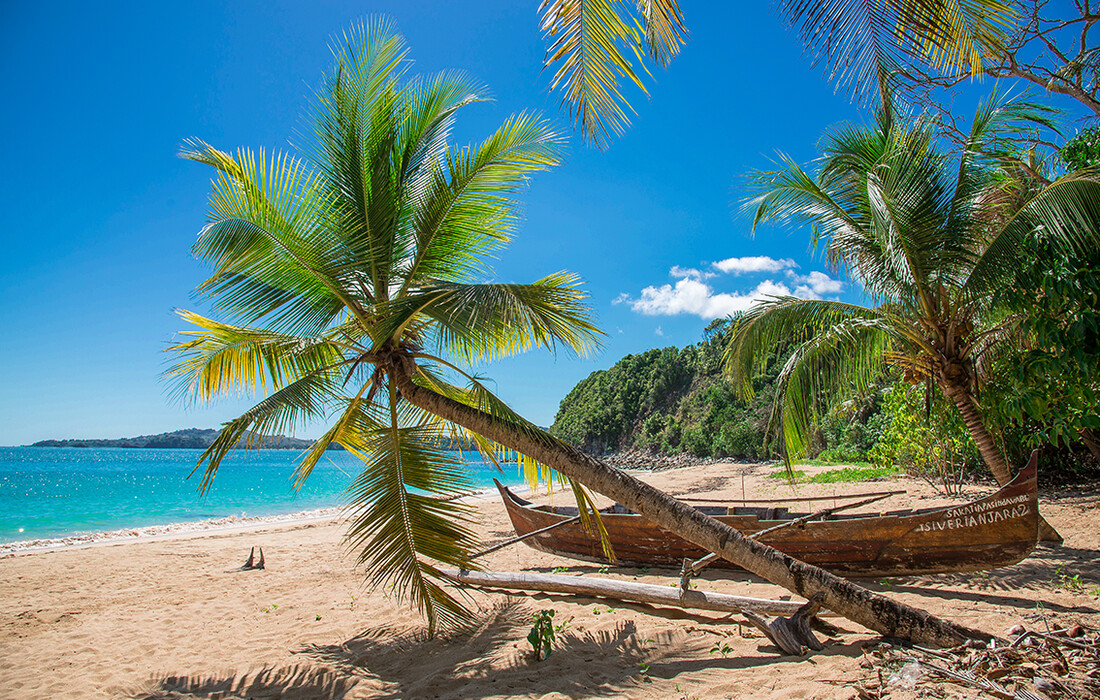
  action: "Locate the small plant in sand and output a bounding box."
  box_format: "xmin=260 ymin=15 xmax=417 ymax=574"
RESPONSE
xmin=527 ymin=609 xmax=556 ymax=661
xmin=710 ymin=641 xmax=733 ymax=657
xmin=261 ymin=603 xmax=278 ymax=613
xmin=554 ymin=616 xmax=573 ymax=635
xmin=552 ymin=566 xmax=571 ymax=574
xmin=1054 ymin=567 xmax=1087 ymax=592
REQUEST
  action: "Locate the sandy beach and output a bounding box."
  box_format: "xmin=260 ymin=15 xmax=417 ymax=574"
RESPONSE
xmin=2 ymin=461 xmax=1098 ymax=699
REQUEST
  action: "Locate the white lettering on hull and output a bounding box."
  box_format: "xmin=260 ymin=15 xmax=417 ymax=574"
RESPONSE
xmin=915 ymin=504 xmax=1031 ymax=533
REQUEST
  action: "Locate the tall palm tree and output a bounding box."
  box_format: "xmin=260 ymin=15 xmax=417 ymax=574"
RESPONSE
xmin=171 ymin=19 xmax=989 ymax=646
xmin=539 ymin=0 xmax=1014 ymax=143
xmin=726 ymin=91 xmax=1100 ymax=541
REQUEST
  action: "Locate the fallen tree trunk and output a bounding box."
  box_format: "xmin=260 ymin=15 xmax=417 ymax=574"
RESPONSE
xmin=392 ymin=359 xmax=995 ymax=648
xmin=439 ymin=567 xmax=841 ymax=617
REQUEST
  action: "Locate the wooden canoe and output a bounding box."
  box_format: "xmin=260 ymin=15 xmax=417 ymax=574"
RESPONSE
xmin=494 ymin=453 xmax=1039 ymax=577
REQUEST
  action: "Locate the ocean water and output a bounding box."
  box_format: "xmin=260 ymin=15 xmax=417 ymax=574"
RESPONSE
xmin=0 ymin=446 xmax=526 ymax=543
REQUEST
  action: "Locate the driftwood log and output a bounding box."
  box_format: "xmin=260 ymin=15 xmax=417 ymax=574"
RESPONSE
xmin=741 ymin=592 xmax=827 ymax=655
xmin=439 ymin=568 xmax=839 ymax=617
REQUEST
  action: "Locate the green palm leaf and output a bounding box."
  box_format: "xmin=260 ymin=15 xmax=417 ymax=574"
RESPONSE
xmin=342 ymin=409 xmax=478 ymax=635
xmin=372 ymin=275 xmax=603 ymax=363
xmin=539 ymin=0 xmax=686 ymax=145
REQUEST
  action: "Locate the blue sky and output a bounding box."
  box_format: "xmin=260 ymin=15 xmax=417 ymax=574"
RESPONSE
xmin=0 ymin=2 xmax=1063 ymax=445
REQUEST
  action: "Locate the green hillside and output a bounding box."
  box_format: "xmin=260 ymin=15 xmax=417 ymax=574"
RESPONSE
xmin=550 ymin=319 xmax=789 ymax=460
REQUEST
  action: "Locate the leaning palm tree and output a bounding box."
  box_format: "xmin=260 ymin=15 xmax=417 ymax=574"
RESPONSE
xmin=726 ymin=90 xmax=1100 ymax=542
xmin=171 ymin=19 xmax=990 ymax=646
xmin=539 ymin=0 xmax=1014 ymax=143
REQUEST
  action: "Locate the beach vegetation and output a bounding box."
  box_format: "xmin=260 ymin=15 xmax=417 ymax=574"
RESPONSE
xmin=867 ymin=383 xmax=978 ymax=495
xmin=170 ymin=20 xmax=599 ymax=633
xmin=765 ymin=465 xmax=903 ymax=484
xmin=981 ymin=238 xmax=1100 ymax=474
xmin=725 ymin=88 xmax=1100 ymax=530
xmin=709 ymin=640 xmax=733 ymax=657
xmin=550 ymin=318 xmax=782 ymax=460
xmin=527 ymin=609 xmax=557 ymax=660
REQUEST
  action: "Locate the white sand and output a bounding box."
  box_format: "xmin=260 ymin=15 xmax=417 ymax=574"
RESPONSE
xmin=2 ymin=461 xmax=1097 ymax=699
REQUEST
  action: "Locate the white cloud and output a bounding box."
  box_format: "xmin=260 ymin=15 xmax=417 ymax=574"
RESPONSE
xmin=712 ymin=255 xmax=797 ymax=275
xmin=654 ymin=326 xmax=663 ymax=336
xmin=669 ymin=265 xmax=715 ymax=281
xmin=628 ymin=277 xmax=798 ymax=319
xmin=618 ymin=262 xmax=845 ymax=320
xmin=788 ymin=270 xmax=844 ymax=296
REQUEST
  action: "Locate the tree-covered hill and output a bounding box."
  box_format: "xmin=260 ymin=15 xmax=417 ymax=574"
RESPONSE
xmin=30 ymin=428 xmax=342 ymax=450
xmin=550 ymin=319 xmax=790 ymax=460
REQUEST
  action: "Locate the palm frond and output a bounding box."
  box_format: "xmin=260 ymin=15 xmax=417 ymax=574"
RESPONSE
xmin=724 ymin=297 xmax=889 ymax=401
xmin=166 ymin=311 xmax=350 ymax=403
xmin=180 ymin=141 xmax=362 ymax=333
xmin=400 ymin=113 xmax=564 ymax=290
xmin=568 ymin=478 xmax=617 ymax=561
xmin=539 ymin=0 xmax=686 ymax=145
xmin=769 ymin=315 xmax=893 ymax=466
xmin=778 ymin=0 xmax=1016 ymax=102
xmin=374 ymin=275 xmax=603 ymax=363
xmin=193 ymin=371 xmax=341 ymax=493
xmin=961 ymin=168 xmax=1100 ymax=304
xmin=291 ymin=381 xmax=379 ymax=489
xmin=343 ymin=392 xmax=477 ymax=635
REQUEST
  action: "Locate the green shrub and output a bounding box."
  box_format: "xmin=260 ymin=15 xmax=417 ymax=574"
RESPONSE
xmin=868 ymin=383 xmax=978 ymax=494
xmin=719 ymin=420 xmax=763 ymax=459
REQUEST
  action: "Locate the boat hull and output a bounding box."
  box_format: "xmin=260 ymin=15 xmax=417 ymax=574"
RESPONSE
xmin=495 ymin=455 xmax=1039 ymax=577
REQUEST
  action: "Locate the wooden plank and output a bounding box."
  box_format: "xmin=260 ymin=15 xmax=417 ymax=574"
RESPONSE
xmin=439 ymin=568 xmax=841 ymax=617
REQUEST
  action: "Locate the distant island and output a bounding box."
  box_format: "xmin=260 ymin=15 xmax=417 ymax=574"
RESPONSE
xmin=30 ymin=428 xmax=343 ymax=450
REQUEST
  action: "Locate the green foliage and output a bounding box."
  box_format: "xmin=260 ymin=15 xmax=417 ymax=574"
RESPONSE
xmin=729 ymin=88 xmax=1100 ymax=480
xmin=766 ymin=465 xmax=901 ymax=483
xmin=987 ymin=239 xmax=1100 ymax=450
xmin=551 ymin=346 xmax=689 ymax=452
xmin=550 ymin=316 xmax=898 ymax=462
xmin=807 ymin=465 xmax=902 ymax=482
xmin=767 ymin=468 xmax=808 ymax=481
xmin=550 ymin=319 xmax=784 ymax=459
xmin=527 ymin=609 xmax=556 ymax=660
xmin=1061 ymin=127 xmax=1100 ymax=170
xmin=868 ymin=384 xmax=978 ymax=493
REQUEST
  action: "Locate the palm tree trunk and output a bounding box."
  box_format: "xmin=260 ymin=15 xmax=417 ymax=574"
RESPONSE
xmin=391 ymin=362 xmax=991 ymax=648
xmin=943 ymin=385 xmax=1062 ymax=543
xmin=1079 ymin=428 xmax=1100 ymax=465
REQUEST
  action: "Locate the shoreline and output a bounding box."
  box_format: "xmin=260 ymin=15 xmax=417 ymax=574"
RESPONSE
xmin=0 ymin=484 xmax=521 ymax=557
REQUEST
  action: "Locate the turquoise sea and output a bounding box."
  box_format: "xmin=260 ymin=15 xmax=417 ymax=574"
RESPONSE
xmin=0 ymin=446 xmax=526 ymax=544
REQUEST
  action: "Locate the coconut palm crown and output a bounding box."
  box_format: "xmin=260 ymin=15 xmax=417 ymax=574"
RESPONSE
xmin=168 ymin=20 xmax=603 ymax=633
xmin=726 ymin=90 xmax=1100 ymax=496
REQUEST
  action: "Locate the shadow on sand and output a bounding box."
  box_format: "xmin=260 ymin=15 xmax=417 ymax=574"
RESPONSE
xmin=130 ymin=665 xmax=359 ymax=700
xmin=861 ymin=543 xmax=1100 ymax=614
xmin=290 ymin=598 xmax=844 ymax=699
